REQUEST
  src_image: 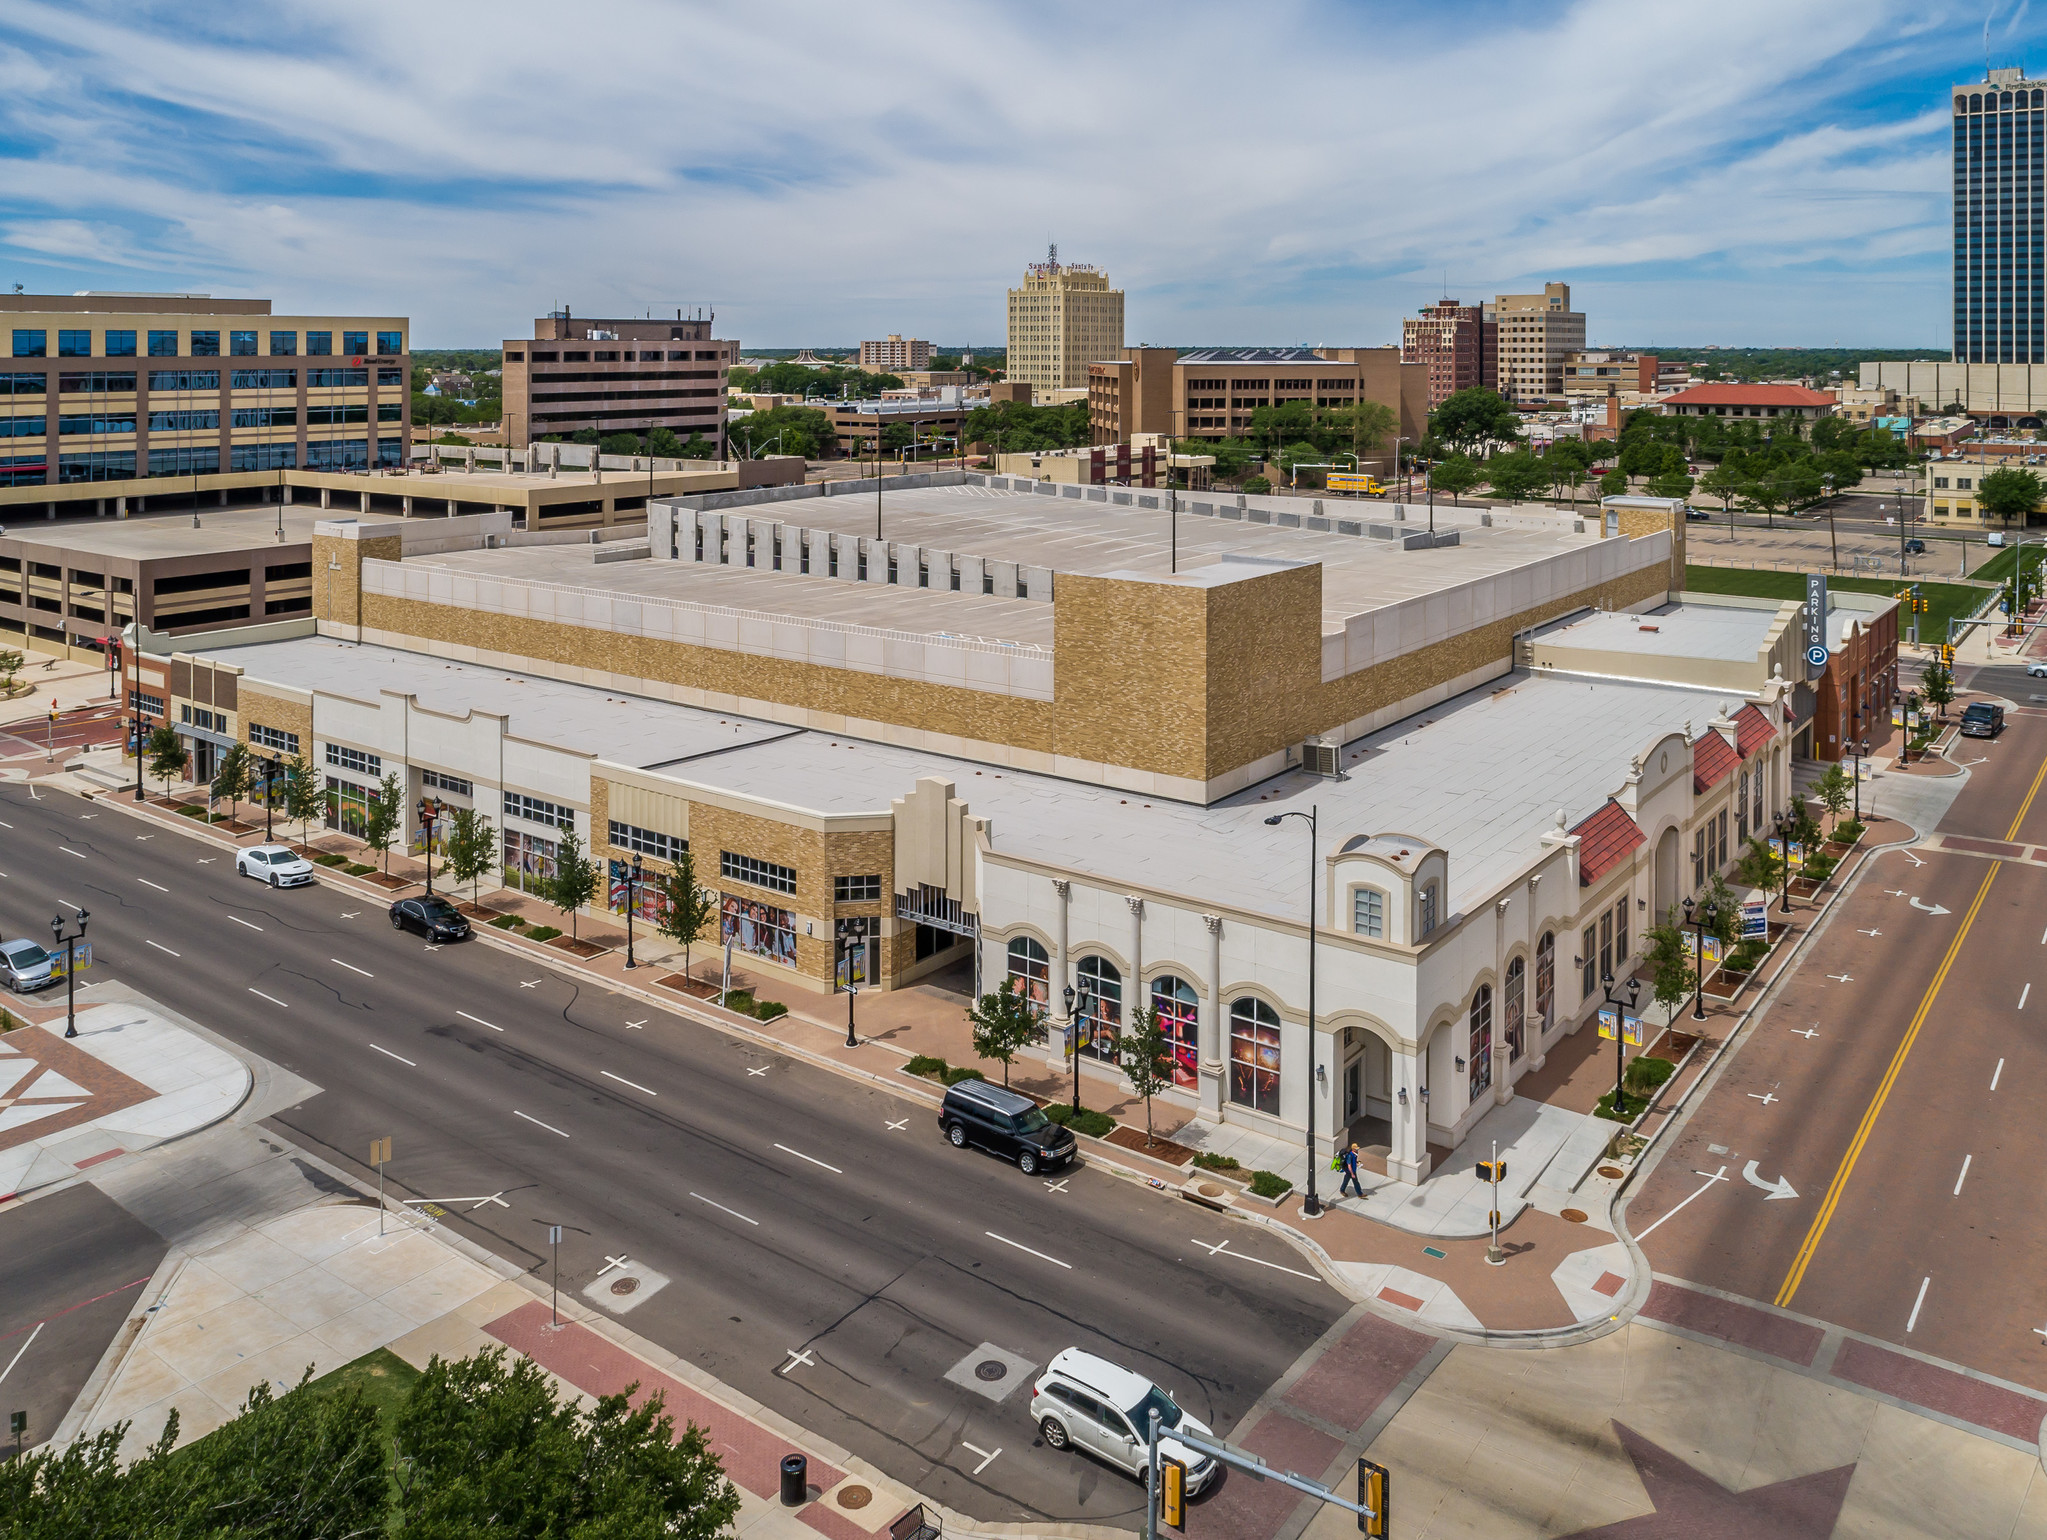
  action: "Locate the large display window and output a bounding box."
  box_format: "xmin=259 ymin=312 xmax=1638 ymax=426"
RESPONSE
xmin=722 ymin=893 xmax=798 ymax=968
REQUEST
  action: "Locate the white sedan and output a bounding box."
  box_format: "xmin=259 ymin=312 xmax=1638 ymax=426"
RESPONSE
xmin=2028 ymin=660 xmax=2047 ymax=678
xmin=237 ymin=843 xmax=315 ymax=888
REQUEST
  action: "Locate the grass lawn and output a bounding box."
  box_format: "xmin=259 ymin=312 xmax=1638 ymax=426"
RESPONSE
xmin=1969 ymin=542 xmax=2047 ymax=583
xmin=1682 ymin=565 xmax=1993 ymax=639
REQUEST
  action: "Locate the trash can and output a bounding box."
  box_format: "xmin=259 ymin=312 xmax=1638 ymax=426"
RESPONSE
xmin=780 ymin=1453 xmax=807 ymax=1506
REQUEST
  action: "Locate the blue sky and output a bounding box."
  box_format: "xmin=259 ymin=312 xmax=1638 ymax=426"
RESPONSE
xmin=0 ymin=0 xmax=2039 ymax=349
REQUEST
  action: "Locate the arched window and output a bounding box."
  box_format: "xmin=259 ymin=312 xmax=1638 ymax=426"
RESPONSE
xmin=1971 ymin=92 xmax=1983 ymax=112
xmin=1151 ymin=975 xmax=1199 ymax=1088
xmin=1469 ymin=985 xmax=1493 ymax=1099
xmin=1075 ymin=954 xmax=1122 ymax=1061
xmin=1006 ymin=936 xmax=1049 ymax=1016
xmin=1504 ymin=957 xmax=1526 ymax=1062
xmin=1228 ymin=997 xmax=1281 ymax=1115
xmin=1536 ymin=932 xmax=1556 ymax=1034
xmin=2033 ymin=88 xmax=2043 ymax=107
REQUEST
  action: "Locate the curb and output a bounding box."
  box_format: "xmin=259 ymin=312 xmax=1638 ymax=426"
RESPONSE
xmin=48 ymin=1247 xmax=189 ymax=1450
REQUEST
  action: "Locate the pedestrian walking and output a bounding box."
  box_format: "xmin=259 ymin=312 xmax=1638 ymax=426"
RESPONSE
xmin=1338 ymin=1143 xmax=1364 ymax=1200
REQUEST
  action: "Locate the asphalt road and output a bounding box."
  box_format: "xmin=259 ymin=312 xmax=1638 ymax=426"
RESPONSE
xmin=0 ymin=1182 xmax=164 ymax=1456
xmin=0 ymin=781 xmax=1345 ymax=1524
xmin=1630 ymin=698 xmax=2047 ymax=1391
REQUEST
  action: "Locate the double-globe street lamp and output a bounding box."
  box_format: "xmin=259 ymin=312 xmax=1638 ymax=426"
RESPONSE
xmin=1680 ymin=895 xmax=1715 ymax=1021
xmin=1772 ymin=809 xmax=1796 ymax=915
xmin=1601 ymin=970 xmax=1642 ymax=1119
xmin=1264 ymin=806 xmax=1325 ymax=1219
xmin=415 ymin=796 xmax=444 ymax=895
xmin=620 ymin=852 xmax=643 ymax=970
xmin=50 ymin=908 xmax=89 ymax=1039
xmin=1062 ymin=980 xmax=1095 ymax=1116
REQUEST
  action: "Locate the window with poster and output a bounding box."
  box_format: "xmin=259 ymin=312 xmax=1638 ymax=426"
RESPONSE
xmin=1074 ymin=955 xmax=1122 ymax=1060
xmin=1150 ymin=975 xmax=1199 ymax=1088
xmin=1228 ymin=997 xmax=1281 ymax=1115
xmin=503 ymin=828 xmax=557 ymax=895
xmin=721 ymin=892 xmax=798 ymax=968
xmin=608 ymin=859 xmax=666 ymax=924
xmin=836 ymin=916 xmax=875 ymax=988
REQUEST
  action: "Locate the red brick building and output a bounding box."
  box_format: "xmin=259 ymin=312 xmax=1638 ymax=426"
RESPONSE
xmin=1401 ymin=299 xmax=1494 ymax=408
xmin=1809 ymin=603 xmax=1900 ymax=761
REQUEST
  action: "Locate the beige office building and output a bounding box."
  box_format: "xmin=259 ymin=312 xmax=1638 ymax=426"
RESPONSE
xmin=0 ymin=293 xmax=408 ymax=488
xmin=859 ymin=336 xmax=931 ymax=373
xmin=1007 ymin=254 xmax=1123 ymax=391
xmin=1486 ymin=283 xmax=1585 ymax=404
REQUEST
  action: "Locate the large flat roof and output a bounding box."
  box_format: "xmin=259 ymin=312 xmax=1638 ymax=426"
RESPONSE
xmin=1537 ymin=602 xmax=1783 ymax=664
xmin=204 ymin=635 xmax=1740 ymax=921
xmin=0 ymin=505 xmax=326 ymax=560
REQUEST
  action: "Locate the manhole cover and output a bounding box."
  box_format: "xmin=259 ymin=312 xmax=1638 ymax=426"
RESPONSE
xmin=1198 ymin=1183 xmax=1225 ymax=1198
xmin=1597 ymin=1165 xmax=1625 ymax=1179
xmin=610 ymin=1276 xmax=640 ymax=1296
xmin=836 ymin=1486 xmax=871 ymax=1510
xmin=1560 ymin=1208 xmax=1588 ymax=1224
xmin=974 ymin=1359 xmax=1008 ymax=1382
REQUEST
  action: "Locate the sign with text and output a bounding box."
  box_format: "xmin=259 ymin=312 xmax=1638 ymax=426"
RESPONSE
xmin=1326 ymin=472 xmax=1382 ymax=494
xmin=1805 ymin=571 xmax=1828 ymax=652
xmin=1740 ymin=898 xmax=1769 ymax=939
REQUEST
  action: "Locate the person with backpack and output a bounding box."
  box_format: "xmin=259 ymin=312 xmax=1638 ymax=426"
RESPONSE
xmin=1338 ymin=1142 xmax=1364 ymax=1199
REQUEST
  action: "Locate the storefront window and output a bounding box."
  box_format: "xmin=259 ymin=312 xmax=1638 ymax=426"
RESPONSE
xmin=1229 ymin=997 xmax=1281 ymax=1115
xmin=1504 ymin=959 xmax=1525 ymax=1062
xmin=1536 ymin=932 xmax=1555 ymax=1033
xmin=1005 ymin=936 xmax=1049 ymax=1015
xmin=836 ymin=916 xmax=875 ymax=988
xmin=1075 ymin=954 xmax=1122 ymax=1060
xmin=607 ymin=859 xmax=666 ymax=923
xmin=722 ymin=893 xmax=797 ymax=968
xmin=1151 ymin=975 xmax=1199 ymax=1088
xmin=503 ymin=828 xmax=557 ymax=895
xmin=325 ymin=777 xmax=371 ymax=839
xmin=1469 ymin=984 xmax=1493 ymax=1099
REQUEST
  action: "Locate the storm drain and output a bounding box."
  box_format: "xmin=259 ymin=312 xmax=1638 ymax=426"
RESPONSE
xmin=943 ymin=1342 xmax=1037 ymax=1403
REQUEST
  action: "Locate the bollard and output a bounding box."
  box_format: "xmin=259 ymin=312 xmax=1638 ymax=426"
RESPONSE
xmin=779 ymin=1453 xmax=807 ymax=1506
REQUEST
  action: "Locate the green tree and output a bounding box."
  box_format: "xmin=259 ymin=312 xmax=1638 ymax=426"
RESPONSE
xmin=1118 ymin=1004 xmax=1176 ymax=1143
xmin=968 ymin=977 xmax=1040 ymax=1088
xmin=733 ymin=404 xmax=839 ymax=459
xmin=1242 ymin=475 xmax=1272 ymax=495
xmin=545 ymin=826 xmax=598 ymax=939
xmin=1598 ymin=467 xmax=1628 ymax=497
xmin=1647 ymin=470 xmax=1695 ymax=501
xmin=1428 ymin=388 xmax=1519 ymax=455
xmin=391 ymin=1348 xmax=740 ymax=1540
xmin=1644 ymin=923 xmax=1695 ymax=1019
xmin=145 ymin=722 xmax=186 ymax=797
xmin=1736 ymin=835 xmax=1782 ymax=890
xmin=1429 ymin=454 xmax=1481 ymax=505
xmin=655 ymin=849 xmax=718 ymax=980
xmin=1699 ymin=463 xmax=1743 ymax=529
xmin=1920 ymin=657 xmax=1957 ymax=719
xmin=1702 ymin=870 xmax=1740 ymax=951
xmin=1977 ymin=465 xmax=2046 ymax=530
xmin=0 ymin=647 xmax=19 ymax=690
xmin=1739 ymin=476 xmax=1788 ymax=529
xmin=1814 ymin=761 xmax=1852 ymax=825
xmin=1482 ymin=449 xmax=1547 ymax=503
xmin=212 ymin=740 xmax=251 ymax=825
xmin=363 ymin=769 xmax=403 ymax=872
xmin=444 ymin=806 xmax=497 ymax=910
xmin=283 ymin=751 xmax=324 ymax=848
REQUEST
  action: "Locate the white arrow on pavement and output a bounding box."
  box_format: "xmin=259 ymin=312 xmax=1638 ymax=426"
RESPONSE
xmin=1743 ymin=1161 xmax=1799 ymax=1200
xmin=1910 ymin=897 xmax=1952 ymax=916
xmin=1903 ymin=851 xmax=1925 ymax=867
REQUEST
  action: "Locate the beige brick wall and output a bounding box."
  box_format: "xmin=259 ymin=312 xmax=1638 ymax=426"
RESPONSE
xmin=1205 ymin=562 xmax=1323 ymax=774
xmin=314 ymin=531 xmax=401 ymax=633
xmin=1052 ymin=573 xmax=1211 ymax=780
xmin=237 ymin=687 xmax=312 ymax=759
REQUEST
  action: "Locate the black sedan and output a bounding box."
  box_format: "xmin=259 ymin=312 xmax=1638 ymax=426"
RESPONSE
xmin=389 ymin=895 xmax=472 ymax=942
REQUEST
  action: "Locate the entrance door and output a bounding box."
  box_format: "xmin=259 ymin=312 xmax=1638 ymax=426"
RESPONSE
xmin=1345 ymin=1059 xmax=1361 ymax=1122
xmin=1655 ymin=826 xmax=1680 ymax=923
xmin=191 ymin=739 xmax=217 ymax=785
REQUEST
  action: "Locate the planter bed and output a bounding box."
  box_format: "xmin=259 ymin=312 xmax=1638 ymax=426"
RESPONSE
xmin=1103 ymin=1125 xmax=1199 ymax=1164
xmin=544 ymin=935 xmax=609 ymax=959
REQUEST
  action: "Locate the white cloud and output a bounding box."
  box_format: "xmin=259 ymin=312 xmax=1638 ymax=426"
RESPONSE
xmin=0 ymin=0 xmax=2014 ymax=344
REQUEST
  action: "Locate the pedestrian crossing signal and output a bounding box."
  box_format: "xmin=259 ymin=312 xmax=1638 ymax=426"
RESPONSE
xmin=1476 ymin=1160 xmax=1506 ymax=1184
xmin=1159 ymin=1457 xmax=1186 ymax=1530
xmin=1357 ymin=1458 xmax=1389 ymax=1537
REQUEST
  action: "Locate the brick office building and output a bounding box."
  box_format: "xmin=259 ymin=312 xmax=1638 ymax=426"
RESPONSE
xmin=501 ymin=310 xmax=737 ymax=449
xmin=1400 ymin=299 xmax=1494 ymax=408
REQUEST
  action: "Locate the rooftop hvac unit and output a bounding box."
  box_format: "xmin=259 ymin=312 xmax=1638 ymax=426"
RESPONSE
xmin=1303 ymin=737 xmax=1344 ymax=779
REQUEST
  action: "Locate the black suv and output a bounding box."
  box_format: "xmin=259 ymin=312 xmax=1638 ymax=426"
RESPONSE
xmin=390 ymin=895 xmax=472 ymax=942
xmin=938 ymin=1081 xmax=1077 ymax=1176
xmin=1961 ymin=701 xmax=2006 ymax=738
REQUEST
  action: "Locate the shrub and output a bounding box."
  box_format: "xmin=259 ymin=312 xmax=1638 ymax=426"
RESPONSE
xmin=1594 ymin=1089 xmax=1638 ymax=1123
xmin=753 ymin=1000 xmax=788 ymax=1022
xmin=1242 ymin=476 xmax=1272 ymax=494
xmin=312 ymin=852 xmax=347 ymax=867
xmin=1625 ymin=1055 xmax=1677 ymax=1094
xmin=941 ymin=1066 xmax=986 ymax=1085
xmin=488 ymin=913 xmax=523 ymax=929
xmin=524 ymin=925 xmax=562 ymax=942
xmin=1833 ymin=819 xmax=1865 ymax=844
xmin=1191 ymin=1152 xmax=1242 ymax=1173
xmin=904 ymin=1054 xmax=949 ymax=1080
xmin=1045 ymin=1104 xmax=1116 ymax=1138
xmin=1802 ymin=853 xmax=1836 ymax=883
xmin=177 ymin=804 xmax=206 ymax=818
xmin=1249 ymin=1169 xmax=1293 ymax=1199
xmin=344 ymin=862 xmax=376 ymax=876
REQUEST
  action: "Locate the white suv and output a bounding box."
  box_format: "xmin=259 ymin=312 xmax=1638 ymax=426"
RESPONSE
xmin=237 ymin=843 xmax=315 ymax=888
xmin=1029 ymin=1348 xmax=1219 ymax=1494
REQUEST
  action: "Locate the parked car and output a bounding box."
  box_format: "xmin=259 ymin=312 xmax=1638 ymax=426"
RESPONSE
xmin=1961 ymin=701 xmax=2006 ymax=737
xmin=1903 ymin=539 xmax=1926 ymax=554
xmin=1029 ymin=1349 xmax=1220 ymax=1495
xmin=236 ymin=843 xmax=315 ymax=888
xmin=937 ymin=1080 xmax=1076 ymax=1176
xmin=2027 ymin=659 xmax=2047 ymax=678
xmin=1684 ymin=508 xmax=1712 ymax=522
xmin=389 ymin=895 xmax=472 ymax=942
xmin=0 ymin=938 xmax=55 ymax=992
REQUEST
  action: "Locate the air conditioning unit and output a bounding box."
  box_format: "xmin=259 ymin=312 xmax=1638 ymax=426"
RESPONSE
xmin=1303 ymin=737 xmax=1343 ymax=779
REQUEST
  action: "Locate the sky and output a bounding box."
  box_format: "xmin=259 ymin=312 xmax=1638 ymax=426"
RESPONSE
xmin=0 ymin=0 xmax=2039 ymax=350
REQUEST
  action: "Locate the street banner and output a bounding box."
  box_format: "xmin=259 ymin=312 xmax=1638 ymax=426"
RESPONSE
xmin=1597 ymin=1007 xmax=1646 ymax=1046
xmin=1740 ymin=899 xmax=1768 ymax=939
xmin=1681 ymin=931 xmax=1725 ymax=967
xmin=48 ymin=942 xmax=91 ymax=978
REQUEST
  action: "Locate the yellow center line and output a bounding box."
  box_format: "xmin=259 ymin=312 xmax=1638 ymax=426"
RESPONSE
xmin=2007 ymin=744 xmax=2047 ymax=842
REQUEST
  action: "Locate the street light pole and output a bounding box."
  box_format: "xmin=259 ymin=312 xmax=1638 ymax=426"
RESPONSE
xmin=1774 ymin=810 xmax=1794 ymax=915
xmin=1682 ymin=896 xmax=1711 ymax=1021
xmin=1062 ymin=982 xmax=1092 ymax=1115
xmin=1601 ymin=970 xmax=1642 ymax=1118
xmin=846 ymin=979 xmax=858 ymax=1048
xmin=623 ymin=853 xmax=642 ymax=969
xmin=1265 ymin=806 xmax=1323 ymax=1218
xmin=50 ymin=908 xmax=88 ymax=1038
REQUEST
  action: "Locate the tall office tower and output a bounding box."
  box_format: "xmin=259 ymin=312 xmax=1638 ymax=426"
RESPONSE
xmin=1400 ymin=299 xmax=1494 ymax=407
xmin=1483 ymin=283 xmax=1584 ymax=405
xmin=1953 ymin=69 xmax=2045 ymax=363
xmin=1006 ymin=248 xmax=1124 ymax=391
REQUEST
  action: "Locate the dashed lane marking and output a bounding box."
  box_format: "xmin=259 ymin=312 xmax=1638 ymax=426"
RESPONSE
xmin=137 ymin=878 xmax=167 ymax=892
xmin=370 ymin=1044 xmax=416 ymax=1067
xmin=513 ymin=1110 xmax=570 ymax=1138
xmin=601 ymin=1069 xmax=657 ymax=1097
xmin=773 ymin=1143 xmax=842 ymax=1174
xmin=332 ymin=958 xmax=373 ymax=978
xmin=1907 ymin=1276 xmax=1931 ymax=1333
xmin=689 ymin=1192 xmax=759 ymax=1226
xmin=1993 ymin=1058 xmax=2006 ymax=1090
xmin=144 ymin=940 xmax=179 ymax=956
xmin=456 ymin=1011 xmax=502 ymax=1033
xmin=247 ymin=987 xmax=289 ymax=1009
xmin=983 ymin=1230 xmax=1071 ymax=1269
xmin=228 ymin=916 xmax=262 ymax=931
xmin=1954 ymin=1154 xmax=1972 ymax=1196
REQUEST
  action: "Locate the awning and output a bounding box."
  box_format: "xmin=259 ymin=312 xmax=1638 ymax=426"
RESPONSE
xmin=173 ymin=721 xmax=237 ymax=751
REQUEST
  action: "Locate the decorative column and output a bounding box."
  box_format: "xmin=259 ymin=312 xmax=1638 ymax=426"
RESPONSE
xmin=1200 ymin=913 xmax=1224 ymax=1117
xmin=1388 ymin=1044 xmax=1431 ymax=1184
xmin=1493 ymin=896 xmax=1514 ymax=1106
xmin=1126 ymin=894 xmax=1145 ymax=1013
xmin=1050 ymin=879 xmax=1072 ymax=1069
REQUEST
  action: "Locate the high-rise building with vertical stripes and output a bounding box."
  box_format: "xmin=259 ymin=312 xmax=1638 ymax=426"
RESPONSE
xmin=1953 ymin=68 xmax=2045 ymax=363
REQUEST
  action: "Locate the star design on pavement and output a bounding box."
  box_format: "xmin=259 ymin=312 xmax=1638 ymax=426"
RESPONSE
xmin=1560 ymin=1422 xmax=1855 ymax=1538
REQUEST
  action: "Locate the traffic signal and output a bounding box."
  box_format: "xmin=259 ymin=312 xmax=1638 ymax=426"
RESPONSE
xmin=1357 ymin=1459 xmax=1389 ymax=1537
xmin=1159 ymin=1457 xmax=1186 ymax=1530
xmin=1476 ymin=1160 xmax=1507 ymax=1184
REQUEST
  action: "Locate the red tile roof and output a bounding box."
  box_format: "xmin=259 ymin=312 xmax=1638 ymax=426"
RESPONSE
xmin=1662 ymin=383 xmax=1836 ymax=408
xmin=1572 ymin=799 xmax=1647 ymax=886
xmin=1692 ymin=730 xmax=1739 ymax=792
xmin=1733 ymin=703 xmax=1776 ymax=758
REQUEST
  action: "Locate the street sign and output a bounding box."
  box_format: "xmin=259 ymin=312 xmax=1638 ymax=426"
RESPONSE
xmin=369 ymin=1137 xmax=391 ymax=1167
xmin=1806 ymin=644 xmax=1830 ymax=669
xmin=1805 ymin=571 xmax=1828 ymax=652
xmin=547 ymin=1224 xmax=562 ymax=1245
xmin=1740 ymin=898 xmax=1768 ymax=939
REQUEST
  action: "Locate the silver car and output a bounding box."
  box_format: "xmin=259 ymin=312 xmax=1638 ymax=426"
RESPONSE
xmin=0 ymin=938 xmax=55 ymax=992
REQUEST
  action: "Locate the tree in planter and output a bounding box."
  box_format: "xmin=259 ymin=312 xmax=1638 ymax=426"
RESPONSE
xmin=0 ymin=647 xmax=20 ymax=691
xmin=443 ymin=806 xmax=498 ymax=911
xmin=1814 ymin=761 xmax=1852 ymax=829
xmin=363 ymin=770 xmax=404 ymax=872
xmin=545 ymin=826 xmax=599 ymax=940
xmin=655 ymin=849 xmax=718 ymax=981
xmin=968 ymin=977 xmax=1040 ymax=1089
xmin=1920 ymin=657 xmax=1957 ymax=721
xmin=213 ymin=740 xmax=252 ymax=825
xmin=1736 ymin=835 xmax=1781 ymax=890
xmin=1118 ymin=1004 xmax=1176 ymax=1145
xmin=1705 ymin=871 xmax=1740 ymax=952
xmin=283 ymin=751 xmax=324 ymax=849
xmin=1645 ymin=923 xmax=1695 ymax=1021
xmin=145 ymin=722 xmax=186 ymax=797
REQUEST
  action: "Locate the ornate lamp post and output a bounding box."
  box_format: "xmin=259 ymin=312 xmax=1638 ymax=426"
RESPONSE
xmin=50 ymin=908 xmax=89 ymax=1039
xmin=1062 ymin=981 xmax=1093 ymax=1115
xmin=1681 ymin=895 xmax=1714 ymax=1021
xmin=1602 ymin=970 xmax=1642 ymax=1118
xmin=622 ymin=853 xmax=643 ymax=970
xmin=1774 ymin=809 xmax=1795 ymax=915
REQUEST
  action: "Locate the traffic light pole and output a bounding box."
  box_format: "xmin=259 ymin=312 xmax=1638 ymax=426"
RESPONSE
xmin=1142 ymin=1419 xmax=1385 ymax=1537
